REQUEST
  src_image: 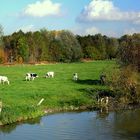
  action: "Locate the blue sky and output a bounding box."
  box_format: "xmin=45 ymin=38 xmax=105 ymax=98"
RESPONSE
xmin=0 ymin=0 xmax=140 ymax=37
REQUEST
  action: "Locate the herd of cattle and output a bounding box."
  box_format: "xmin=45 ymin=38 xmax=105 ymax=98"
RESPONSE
xmin=0 ymin=72 xmax=110 ymax=105
xmin=0 ymin=72 xmax=78 ymax=85
xmin=25 ymin=71 xmax=55 ymax=81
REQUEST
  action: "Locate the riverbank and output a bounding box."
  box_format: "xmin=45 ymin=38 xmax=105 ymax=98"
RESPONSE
xmin=1 ymin=100 xmax=140 ymax=126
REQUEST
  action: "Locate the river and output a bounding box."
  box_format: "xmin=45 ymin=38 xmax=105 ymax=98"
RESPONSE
xmin=0 ymin=109 xmax=140 ymax=140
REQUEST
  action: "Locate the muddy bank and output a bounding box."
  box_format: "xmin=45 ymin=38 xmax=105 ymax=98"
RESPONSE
xmin=43 ymin=100 xmax=140 ymax=117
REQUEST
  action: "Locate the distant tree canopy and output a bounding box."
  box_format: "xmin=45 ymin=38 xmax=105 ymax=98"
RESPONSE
xmin=0 ymin=26 xmax=139 ymax=66
xmin=3 ymin=30 xmax=82 ymax=63
xmin=77 ymin=34 xmax=119 ymax=60
xmin=48 ymin=30 xmax=82 ymax=62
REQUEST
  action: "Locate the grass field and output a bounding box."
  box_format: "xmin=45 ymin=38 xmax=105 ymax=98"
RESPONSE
xmin=0 ymin=60 xmax=116 ymax=125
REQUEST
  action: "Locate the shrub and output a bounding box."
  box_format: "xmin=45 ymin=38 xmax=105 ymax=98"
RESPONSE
xmin=105 ymin=66 xmax=139 ymax=104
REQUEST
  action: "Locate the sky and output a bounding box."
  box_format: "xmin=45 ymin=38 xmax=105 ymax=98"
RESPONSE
xmin=0 ymin=0 xmax=140 ymax=37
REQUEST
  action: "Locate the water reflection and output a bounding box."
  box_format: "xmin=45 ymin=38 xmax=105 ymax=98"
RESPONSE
xmin=113 ymin=109 xmax=140 ymax=139
xmin=0 ymin=110 xmax=140 ymax=140
xmin=0 ymin=124 xmax=17 ymax=134
xmin=0 ymin=117 xmax=41 ymax=134
xmin=96 ymin=107 xmax=109 ymax=119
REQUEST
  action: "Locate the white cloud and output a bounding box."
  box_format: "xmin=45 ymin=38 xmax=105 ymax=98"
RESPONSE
xmin=77 ymin=0 xmax=140 ymax=22
xmin=16 ymin=25 xmax=35 ymax=33
xmin=23 ymin=0 xmax=61 ymax=17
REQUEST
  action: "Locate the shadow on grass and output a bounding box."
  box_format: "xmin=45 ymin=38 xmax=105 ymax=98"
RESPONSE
xmin=76 ymin=79 xmax=101 ymax=85
xmin=78 ymin=88 xmax=116 ymax=99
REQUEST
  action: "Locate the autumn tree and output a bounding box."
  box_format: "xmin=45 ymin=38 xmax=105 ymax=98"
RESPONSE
xmin=118 ymin=34 xmax=139 ymax=72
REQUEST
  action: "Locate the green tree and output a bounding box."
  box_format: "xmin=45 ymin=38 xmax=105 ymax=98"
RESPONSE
xmin=118 ymin=34 xmax=139 ymax=72
xmin=49 ymin=30 xmax=82 ymax=62
xmin=17 ymin=36 xmax=29 ymax=63
xmin=106 ymin=37 xmax=119 ymax=59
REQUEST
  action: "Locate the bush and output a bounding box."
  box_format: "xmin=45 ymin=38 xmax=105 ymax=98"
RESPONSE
xmin=105 ymin=66 xmax=139 ymax=104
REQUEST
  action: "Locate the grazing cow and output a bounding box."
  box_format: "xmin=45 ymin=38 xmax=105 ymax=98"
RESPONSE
xmin=25 ymin=73 xmax=38 ymax=81
xmin=97 ymin=90 xmax=114 ymax=105
xmin=73 ymin=73 xmax=78 ymax=81
xmin=45 ymin=72 xmax=54 ymax=78
xmin=100 ymin=73 xmax=106 ymax=85
xmin=99 ymin=96 xmax=109 ymax=105
xmin=0 ymin=76 xmax=10 ymax=85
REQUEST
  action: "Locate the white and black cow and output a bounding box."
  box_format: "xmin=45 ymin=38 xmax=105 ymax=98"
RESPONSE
xmin=0 ymin=76 xmax=10 ymax=85
xmin=25 ymin=73 xmax=38 ymax=81
xmin=73 ymin=73 xmax=78 ymax=81
xmin=45 ymin=72 xmax=54 ymax=78
xmin=97 ymin=91 xmax=113 ymax=105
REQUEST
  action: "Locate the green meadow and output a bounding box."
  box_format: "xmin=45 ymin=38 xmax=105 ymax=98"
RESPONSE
xmin=0 ymin=60 xmax=116 ymax=125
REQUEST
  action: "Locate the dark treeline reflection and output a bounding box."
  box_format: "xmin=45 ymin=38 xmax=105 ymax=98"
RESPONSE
xmin=113 ymin=109 xmax=140 ymax=139
xmin=0 ymin=117 xmax=41 ymax=134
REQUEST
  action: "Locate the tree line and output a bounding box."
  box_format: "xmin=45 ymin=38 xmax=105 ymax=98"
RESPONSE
xmin=0 ymin=25 xmax=139 ymax=71
xmin=0 ymin=29 xmax=83 ymax=63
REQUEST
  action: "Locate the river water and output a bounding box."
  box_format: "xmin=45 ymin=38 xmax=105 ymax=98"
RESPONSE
xmin=0 ymin=109 xmax=140 ymax=140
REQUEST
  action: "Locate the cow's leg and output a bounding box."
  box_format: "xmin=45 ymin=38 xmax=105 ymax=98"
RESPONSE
xmin=105 ymin=96 xmax=109 ymax=105
xmin=100 ymin=98 xmax=104 ymax=104
xmin=7 ymin=80 xmax=10 ymax=85
xmin=97 ymin=95 xmax=100 ymax=103
xmin=26 ymin=76 xmax=29 ymax=81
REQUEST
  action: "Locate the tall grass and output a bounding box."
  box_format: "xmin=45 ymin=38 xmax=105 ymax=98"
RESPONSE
xmin=0 ymin=60 xmax=116 ymax=125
